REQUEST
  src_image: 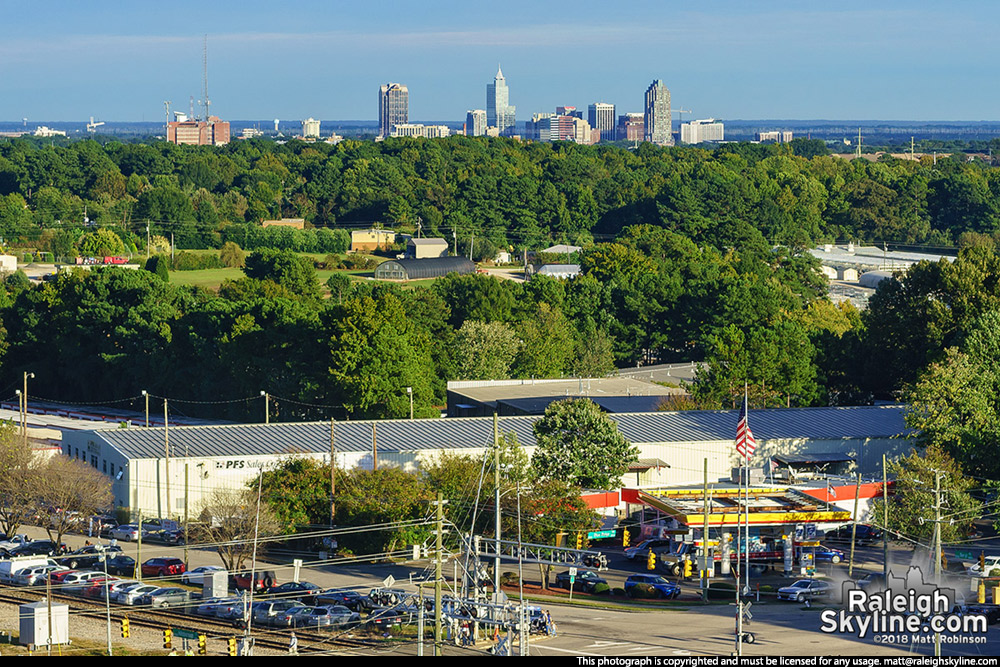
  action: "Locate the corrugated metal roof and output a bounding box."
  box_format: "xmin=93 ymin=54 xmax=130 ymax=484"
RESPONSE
xmin=90 ymin=405 xmax=913 ymax=461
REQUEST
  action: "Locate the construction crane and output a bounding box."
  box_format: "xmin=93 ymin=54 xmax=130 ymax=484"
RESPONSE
xmin=86 ymin=116 xmax=105 ymax=133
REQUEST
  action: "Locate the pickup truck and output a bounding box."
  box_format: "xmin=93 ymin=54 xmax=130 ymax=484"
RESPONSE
xmin=0 ymin=535 xmax=32 ymax=554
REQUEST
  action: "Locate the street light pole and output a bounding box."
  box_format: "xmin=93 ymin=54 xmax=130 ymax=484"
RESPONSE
xmin=261 ymin=391 xmax=269 ymax=424
xmin=142 ymin=390 xmax=149 ymax=427
xmin=406 ymin=387 xmax=413 ymax=420
xmin=22 ymin=372 xmax=34 ymax=446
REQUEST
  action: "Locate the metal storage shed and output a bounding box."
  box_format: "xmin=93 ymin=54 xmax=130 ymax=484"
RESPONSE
xmin=374 ymin=256 xmax=476 ymax=280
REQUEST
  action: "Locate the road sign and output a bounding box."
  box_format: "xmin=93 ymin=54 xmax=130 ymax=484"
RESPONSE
xmin=172 ymin=628 xmax=200 ymax=640
xmin=587 ymin=529 xmax=616 ymax=540
xmin=569 ymin=567 xmax=578 ymax=577
xmin=383 ymin=575 xmax=396 ymax=588
xmin=956 ymin=551 xmax=974 ymax=560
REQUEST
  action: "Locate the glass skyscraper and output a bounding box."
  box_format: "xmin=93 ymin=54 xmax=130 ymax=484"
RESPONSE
xmin=379 ymin=82 xmax=408 ymax=138
xmin=486 ymin=66 xmax=516 ymax=136
xmin=644 ymin=80 xmax=673 ymax=146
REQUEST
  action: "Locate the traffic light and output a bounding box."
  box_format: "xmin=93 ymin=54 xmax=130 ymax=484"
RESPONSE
xmin=622 ymin=528 xmax=630 ymax=548
xmin=228 ymin=637 xmax=238 ymax=657
xmin=683 ymin=558 xmax=692 ymax=578
xmin=647 ymin=550 xmax=656 ymax=570
xmin=120 ymin=617 xmax=130 ymax=638
xmin=198 ymin=634 xmax=207 ymax=655
xmin=576 ymin=532 xmax=583 ymax=550
xmin=163 ymin=629 xmax=173 ymax=650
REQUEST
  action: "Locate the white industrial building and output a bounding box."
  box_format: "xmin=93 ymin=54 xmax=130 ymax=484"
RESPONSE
xmin=390 ymin=124 xmax=451 ymax=139
xmin=61 ymin=405 xmax=914 ymax=521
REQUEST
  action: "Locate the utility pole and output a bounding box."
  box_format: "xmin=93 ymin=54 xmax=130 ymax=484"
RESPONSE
xmin=882 ymin=454 xmax=889 ymax=582
xmin=371 ymin=423 xmax=377 ymax=471
xmin=933 ymin=470 xmax=943 ymax=658
xmin=407 ymin=386 xmax=413 ymax=420
xmin=434 ymin=492 xmax=445 ymax=657
xmin=260 ymin=391 xmax=269 ymax=424
xmin=330 ymin=419 xmax=336 ymax=527
xmin=493 ymin=413 xmax=501 ymax=605
xmin=22 ymin=371 xmax=34 ymax=447
xmin=702 ymin=457 xmax=710 ymax=602
xmin=183 ymin=464 xmax=190 ymax=567
xmin=848 ymin=472 xmax=862 ymax=578
xmin=142 ymin=390 xmax=149 ymax=427
xmin=164 ymin=400 xmax=171 ymax=521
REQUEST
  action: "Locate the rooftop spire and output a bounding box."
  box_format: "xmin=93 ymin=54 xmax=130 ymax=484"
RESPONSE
xmin=496 ymin=64 xmax=504 ymax=80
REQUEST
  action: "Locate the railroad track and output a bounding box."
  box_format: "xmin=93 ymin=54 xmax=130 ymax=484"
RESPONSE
xmin=0 ymin=583 xmax=397 ymax=655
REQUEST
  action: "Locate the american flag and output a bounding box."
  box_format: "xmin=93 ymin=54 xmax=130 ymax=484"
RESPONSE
xmin=735 ymin=395 xmax=756 ymax=460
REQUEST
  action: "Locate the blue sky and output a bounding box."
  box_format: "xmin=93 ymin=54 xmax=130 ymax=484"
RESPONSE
xmin=2 ymin=0 xmax=998 ymax=122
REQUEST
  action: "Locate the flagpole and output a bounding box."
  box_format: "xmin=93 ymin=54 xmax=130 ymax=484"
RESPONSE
xmin=743 ymin=383 xmax=750 ymax=596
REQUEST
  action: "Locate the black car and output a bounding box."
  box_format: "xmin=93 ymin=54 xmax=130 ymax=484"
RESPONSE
xmin=105 ymin=555 xmax=137 ymax=576
xmin=268 ymin=581 xmax=324 ymax=603
xmin=856 ymin=572 xmax=887 ymax=591
xmin=144 ymin=529 xmax=185 ymax=545
xmin=823 ymin=524 xmax=883 ymax=546
xmin=315 ymin=589 xmax=366 ymax=611
xmin=6 ymin=541 xmax=65 ymax=557
xmin=58 ymin=545 xmax=122 ymax=570
xmin=554 ymin=569 xmax=608 ymax=593
xmin=959 ymin=604 xmax=1000 ymax=625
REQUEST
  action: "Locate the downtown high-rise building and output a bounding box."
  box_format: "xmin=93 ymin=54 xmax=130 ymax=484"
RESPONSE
xmin=588 ymin=103 xmax=615 ymax=143
xmin=466 ymin=109 xmax=487 ymax=136
xmin=486 ymin=66 xmax=516 ymax=136
xmin=378 ymin=82 xmax=409 ymax=138
xmin=644 ymin=80 xmax=673 ymax=146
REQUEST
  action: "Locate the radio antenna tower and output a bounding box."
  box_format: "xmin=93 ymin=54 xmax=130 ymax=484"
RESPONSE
xmin=202 ymin=34 xmax=211 ymax=121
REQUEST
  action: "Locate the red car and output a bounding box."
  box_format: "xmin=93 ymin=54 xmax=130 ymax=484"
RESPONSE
xmin=48 ymin=569 xmax=79 ymax=585
xmin=141 ymin=558 xmax=187 ymax=578
xmin=232 ymin=570 xmax=277 ymax=592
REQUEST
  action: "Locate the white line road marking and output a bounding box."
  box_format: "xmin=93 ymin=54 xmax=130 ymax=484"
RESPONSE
xmin=536 ymin=645 xmax=605 ymax=656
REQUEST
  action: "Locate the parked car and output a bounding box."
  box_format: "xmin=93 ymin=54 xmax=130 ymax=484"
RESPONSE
xmin=315 ymin=589 xmax=366 ymax=611
xmin=777 ymin=579 xmax=833 ymax=602
xmin=144 ymin=529 xmax=185 ymax=545
xmin=111 ymin=581 xmax=147 ymax=604
xmin=15 ymin=564 xmax=69 ymax=586
xmin=141 ymin=558 xmax=186 ymax=578
xmin=102 ymin=579 xmax=141 ymax=602
xmin=118 ymin=583 xmax=160 ymax=605
xmin=142 ymin=587 xmax=193 ymax=609
xmin=956 ymin=603 xmax=1000 ymax=625
xmin=58 ymin=544 xmax=122 ymax=570
xmin=110 ymin=525 xmax=144 ymax=541
xmin=624 ymin=573 xmax=682 ymax=599
xmin=822 ymin=525 xmax=883 ymax=546
xmin=251 ymin=600 xmax=300 ymax=627
xmin=364 ymin=609 xmax=412 ymax=631
xmin=273 ymin=604 xmax=311 ymax=628
xmin=624 ymin=539 xmax=672 ymax=561
xmin=183 ymin=565 xmax=226 ymax=586
xmin=554 ymin=569 xmax=608 ymax=593
xmin=6 ymin=541 xmax=66 ymax=558
xmin=82 ymin=577 xmax=121 ymax=600
xmin=59 ymin=571 xmax=110 ymax=594
xmin=195 ymin=597 xmax=241 ymax=617
xmin=324 ymin=605 xmax=361 ymax=629
xmin=232 ymin=570 xmax=277 ymax=592
xmin=105 ymin=555 xmax=137 ymax=576
xmin=268 ymin=581 xmax=324 ymax=603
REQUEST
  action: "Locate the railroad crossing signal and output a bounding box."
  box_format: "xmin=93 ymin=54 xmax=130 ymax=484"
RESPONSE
xmin=228 ymin=637 xmax=238 ymax=656
xmin=622 ymin=528 xmax=630 ymax=547
xmin=120 ymin=617 xmax=130 ymax=638
xmin=163 ymin=628 xmax=172 ymax=649
xmin=647 ymin=550 xmax=656 ymax=570
xmin=198 ymin=633 xmax=207 ymax=655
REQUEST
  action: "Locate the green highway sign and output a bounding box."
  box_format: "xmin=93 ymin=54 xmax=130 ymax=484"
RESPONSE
xmin=172 ymin=628 xmax=200 ymax=640
xmin=587 ymin=529 xmax=616 ymax=540
xmin=955 ymin=551 xmax=974 ymax=560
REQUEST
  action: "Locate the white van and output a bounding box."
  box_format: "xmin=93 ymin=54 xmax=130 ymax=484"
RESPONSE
xmin=0 ymin=556 xmax=60 ymax=584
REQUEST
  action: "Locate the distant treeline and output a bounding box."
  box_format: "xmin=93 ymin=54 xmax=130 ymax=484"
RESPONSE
xmin=3 ymin=136 xmax=1000 ymax=258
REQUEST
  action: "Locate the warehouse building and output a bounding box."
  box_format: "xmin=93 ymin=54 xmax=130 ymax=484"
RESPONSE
xmin=62 ymin=405 xmax=914 ymax=520
xmin=374 ymin=256 xmax=475 ymax=281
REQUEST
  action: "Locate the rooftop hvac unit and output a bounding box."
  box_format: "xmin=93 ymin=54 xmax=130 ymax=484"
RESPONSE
xmin=731 ymin=467 xmax=766 ymax=485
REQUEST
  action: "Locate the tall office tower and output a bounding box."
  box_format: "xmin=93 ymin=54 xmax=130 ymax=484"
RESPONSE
xmin=644 ymin=80 xmax=673 ymax=146
xmin=466 ymin=109 xmax=487 ymax=136
xmin=588 ymin=103 xmax=615 ymax=142
xmin=379 ymin=82 xmax=409 ymax=138
xmin=301 ymin=117 xmax=321 ymax=139
xmin=486 ymin=66 xmax=516 ymax=135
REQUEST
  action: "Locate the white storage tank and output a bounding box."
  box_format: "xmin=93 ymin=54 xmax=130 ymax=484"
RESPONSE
xmin=19 ymin=601 xmax=69 ymax=647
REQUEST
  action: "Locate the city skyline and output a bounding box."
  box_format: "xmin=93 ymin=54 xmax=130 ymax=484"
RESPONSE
xmin=2 ymin=1 xmax=1000 ymax=122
